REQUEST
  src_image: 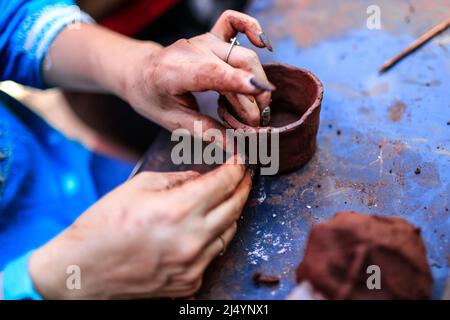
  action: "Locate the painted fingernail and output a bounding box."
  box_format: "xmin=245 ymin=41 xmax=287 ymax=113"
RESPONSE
xmin=261 ymin=106 xmax=271 ymax=126
xmin=250 ymin=77 xmax=275 ymax=92
xmin=259 ymin=32 xmax=273 ymax=52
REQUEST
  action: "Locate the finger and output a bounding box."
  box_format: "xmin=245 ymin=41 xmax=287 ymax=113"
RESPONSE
xmin=204 ymin=170 xmax=252 ymax=241
xmin=202 ymin=221 xmax=237 ymax=261
xmin=182 ymin=60 xmax=275 ymax=95
xmin=155 ymin=280 xmax=203 ymax=298
xmin=163 ymin=106 xmax=248 ymax=152
xmin=133 ymin=170 xmax=200 ymax=192
xmin=162 ymin=38 xmax=274 ymax=96
xmin=166 ymin=154 xmax=246 ymax=216
xmin=163 ymin=106 xmax=227 ymax=150
xmin=224 ymin=93 xmax=260 ymax=127
xmin=163 ymin=223 xmax=237 ymax=295
xmin=208 ymin=40 xmax=272 ymax=110
xmin=157 ymin=171 xmax=201 ymax=189
xmin=210 ymin=10 xmax=272 ymax=51
xmin=255 ymin=91 xmax=272 ymax=113
xmin=192 ymin=34 xmax=273 ymax=112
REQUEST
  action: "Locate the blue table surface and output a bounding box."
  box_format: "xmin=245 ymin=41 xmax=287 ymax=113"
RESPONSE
xmin=139 ymin=0 xmax=450 ymax=299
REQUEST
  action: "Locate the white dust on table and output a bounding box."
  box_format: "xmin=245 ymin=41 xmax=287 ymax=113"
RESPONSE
xmin=246 ymin=222 xmax=293 ymax=265
xmin=255 ymin=181 xmax=267 ymax=205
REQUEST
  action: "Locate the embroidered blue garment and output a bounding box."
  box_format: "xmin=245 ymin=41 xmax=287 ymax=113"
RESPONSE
xmin=0 ymin=0 xmax=133 ymax=270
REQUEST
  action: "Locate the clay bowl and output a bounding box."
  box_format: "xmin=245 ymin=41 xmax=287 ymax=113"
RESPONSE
xmin=218 ymin=63 xmax=323 ymax=174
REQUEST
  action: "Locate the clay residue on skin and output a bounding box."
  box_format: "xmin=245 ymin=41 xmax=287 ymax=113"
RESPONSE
xmin=388 ymin=100 xmax=407 ymax=122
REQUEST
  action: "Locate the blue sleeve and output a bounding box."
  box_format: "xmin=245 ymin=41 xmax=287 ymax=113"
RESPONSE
xmin=2 ymin=251 xmax=43 ymax=300
xmin=0 ymin=0 xmax=94 ymax=89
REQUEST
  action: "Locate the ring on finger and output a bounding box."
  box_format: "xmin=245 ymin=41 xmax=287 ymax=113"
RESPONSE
xmin=225 ymin=37 xmax=240 ymax=63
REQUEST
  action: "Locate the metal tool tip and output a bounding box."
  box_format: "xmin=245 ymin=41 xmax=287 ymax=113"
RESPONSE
xmin=261 ymin=106 xmax=271 ymax=126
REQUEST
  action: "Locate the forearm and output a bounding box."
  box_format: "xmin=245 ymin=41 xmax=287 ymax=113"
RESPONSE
xmin=43 ymin=23 xmax=162 ymax=97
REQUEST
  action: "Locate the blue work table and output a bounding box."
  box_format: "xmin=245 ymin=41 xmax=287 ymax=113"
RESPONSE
xmin=137 ymin=0 xmax=450 ymax=299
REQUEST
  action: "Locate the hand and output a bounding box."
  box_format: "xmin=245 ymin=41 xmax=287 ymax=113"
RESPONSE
xmin=123 ymin=10 xmax=275 ymax=134
xmin=28 ymin=157 xmax=253 ymax=299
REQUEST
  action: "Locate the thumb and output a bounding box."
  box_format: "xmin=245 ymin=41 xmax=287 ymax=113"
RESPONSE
xmin=224 ymin=93 xmax=260 ymax=127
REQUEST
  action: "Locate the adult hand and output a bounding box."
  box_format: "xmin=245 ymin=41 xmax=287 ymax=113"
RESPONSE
xmin=44 ymin=10 xmax=273 ymax=129
xmin=123 ymin=10 xmax=274 ymax=133
xmin=29 ymin=157 xmax=253 ymax=299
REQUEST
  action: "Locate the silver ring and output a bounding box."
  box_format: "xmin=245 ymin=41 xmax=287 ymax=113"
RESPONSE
xmin=218 ymin=235 xmax=227 ymax=256
xmin=225 ymin=37 xmax=240 ymax=63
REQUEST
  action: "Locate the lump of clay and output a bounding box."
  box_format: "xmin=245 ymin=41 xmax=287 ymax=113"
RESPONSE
xmin=296 ymin=211 xmax=433 ymax=300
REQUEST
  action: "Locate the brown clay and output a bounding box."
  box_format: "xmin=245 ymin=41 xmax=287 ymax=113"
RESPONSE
xmin=252 ymin=271 xmax=280 ymax=285
xmin=218 ymin=63 xmax=323 ymax=174
xmin=296 ymin=211 xmax=433 ymax=300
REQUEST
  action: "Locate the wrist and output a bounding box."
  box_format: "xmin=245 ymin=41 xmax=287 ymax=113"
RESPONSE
xmin=28 ymin=247 xmax=62 ymax=299
xmin=28 ymin=241 xmax=86 ymax=300
xmin=60 ymin=24 xmax=163 ymax=98
xmin=118 ymin=41 xmax=163 ymax=103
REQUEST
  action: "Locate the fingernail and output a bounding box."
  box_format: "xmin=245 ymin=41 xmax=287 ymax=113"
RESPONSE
xmin=250 ymin=77 xmax=276 ymax=92
xmin=259 ymin=32 xmax=273 ymax=52
xmin=247 ymin=95 xmax=255 ymax=104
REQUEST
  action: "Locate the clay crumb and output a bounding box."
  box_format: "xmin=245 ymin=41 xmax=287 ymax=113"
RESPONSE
xmin=328 ymin=124 xmax=333 ymax=129
xmin=336 ymin=129 xmax=341 ymax=136
xmin=447 ymin=121 xmax=450 ymax=126
xmin=388 ymin=100 xmax=407 ymax=122
xmin=252 ymin=271 xmax=280 ymax=285
xmin=415 ymin=167 xmax=421 ymax=175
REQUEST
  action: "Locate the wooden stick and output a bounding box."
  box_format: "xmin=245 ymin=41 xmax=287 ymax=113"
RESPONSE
xmin=379 ymin=17 xmax=450 ymax=73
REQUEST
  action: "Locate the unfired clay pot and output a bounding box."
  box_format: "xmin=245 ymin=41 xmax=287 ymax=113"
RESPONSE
xmin=218 ymin=63 xmax=323 ymax=174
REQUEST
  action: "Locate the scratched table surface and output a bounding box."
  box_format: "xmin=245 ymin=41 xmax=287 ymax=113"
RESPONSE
xmin=138 ymin=0 xmax=450 ymax=299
